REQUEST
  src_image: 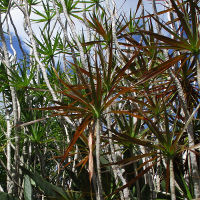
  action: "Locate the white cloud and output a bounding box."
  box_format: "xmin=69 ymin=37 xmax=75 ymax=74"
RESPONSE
xmin=116 ymin=0 xmax=165 ymax=15
xmin=2 ymin=0 xmax=165 ymax=53
xmin=4 ymin=1 xmax=154 ymax=38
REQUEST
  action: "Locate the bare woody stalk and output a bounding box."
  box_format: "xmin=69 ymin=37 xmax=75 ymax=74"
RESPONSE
xmin=82 ymin=2 xmax=91 ymax=42
xmin=169 ymin=69 xmax=200 ymax=198
xmin=148 ymin=1 xmax=162 ymax=196
xmin=141 ymin=0 xmax=145 ymax=30
xmin=21 ymin=0 xmax=59 ymax=102
xmin=152 ymin=1 xmax=200 ymax=197
xmin=196 ymin=49 xmax=200 ymax=112
xmin=59 ymin=0 xmax=88 ymax=69
xmin=14 ymin=0 xmax=73 ymax=126
xmin=52 ymin=0 xmax=79 ymax=68
xmin=53 ymin=3 xmax=105 ymax=198
xmin=53 ymin=0 xmax=90 ymax=94
xmin=104 ymin=39 xmax=130 ymax=199
xmin=165 ymin=1 xmax=200 ymax=197
xmin=95 ymin=118 xmax=104 ymax=200
xmin=52 ymin=1 xmax=81 ymax=188
xmin=6 ymin=18 xmax=17 ymax=63
xmin=151 ymin=0 xmax=161 ymax=34
xmin=59 ymin=2 xmax=105 ymax=199
xmin=0 ymin=10 xmax=20 ymax=195
xmin=106 ymin=109 xmax=131 ymax=200
xmin=169 ymin=159 xmax=176 ymax=200
xmin=105 ymin=0 xmax=125 ymax=67
xmin=0 ymin=185 xmax=3 ymax=192
xmin=8 ymin=12 xmax=26 ymax=59
xmin=7 ymin=25 xmax=24 ymax=192
xmin=3 ymin=94 xmax=13 ymax=194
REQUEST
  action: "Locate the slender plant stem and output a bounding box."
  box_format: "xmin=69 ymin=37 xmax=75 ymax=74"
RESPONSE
xmin=95 ymin=118 xmax=104 ymax=200
xmin=169 ymin=159 xmax=176 ymax=200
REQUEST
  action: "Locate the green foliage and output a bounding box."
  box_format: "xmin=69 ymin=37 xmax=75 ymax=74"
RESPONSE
xmin=22 ymin=167 xmax=69 ymax=200
xmin=32 ymin=1 xmax=56 ymax=25
xmin=0 ymin=0 xmax=200 ymax=199
xmin=130 ymin=184 xmax=150 ymax=200
xmin=24 ymin=175 xmax=32 ymax=200
xmin=0 ymin=192 xmax=19 ymax=200
xmin=0 ymin=0 xmax=10 ymax=12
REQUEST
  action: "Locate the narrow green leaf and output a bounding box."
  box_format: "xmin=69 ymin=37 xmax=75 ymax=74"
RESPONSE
xmin=169 ymin=0 xmax=192 ymax=41
xmin=108 ymin=163 xmax=155 ymax=197
xmin=24 ymin=175 xmax=32 ymax=200
xmin=21 ymin=167 xmax=69 ymax=200
xmin=0 ymin=192 xmax=19 ymax=200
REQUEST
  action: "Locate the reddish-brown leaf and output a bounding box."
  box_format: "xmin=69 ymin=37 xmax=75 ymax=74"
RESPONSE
xmin=104 ymin=152 xmax=156 ymax=167
xmin=61 ymin=116 xmax=92 ymax=164
xmin=110 ymin=110 xmax=145 ymax=120
xmin=136 ymin=0 xmax=142 ymax=14
xmin=137 ymin=54 xmax=187 ymax=85
xmin=103 ymin=87 xmax=130 ymax=110
xmin=75 ymin=156 xmax=89 ymax=168
xmin=108 ymin=163 xmax=155 ymax=197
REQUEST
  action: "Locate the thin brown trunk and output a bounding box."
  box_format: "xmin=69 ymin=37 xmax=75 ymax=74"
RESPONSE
xmin=4 ymin=99 xmax=13 ymax=193
xmin=133 ymin=162 xmax=141 ymax=200
xmin=151 ymin=0 xmax=161 ymax=34
xmin=165 ymin=1 xmax=200 ymax=197
xmin=170 ymin=159 xmax=176 ymax=200
xmin=169 ymin=69 xmax=200 ymax=198
xmin=0 ymin=11 xmax=20 ymax=195
xmin=107 ymin=110 xmax=131 ymax=200
xmin=95 ymin=119 xmax=104 ymax=200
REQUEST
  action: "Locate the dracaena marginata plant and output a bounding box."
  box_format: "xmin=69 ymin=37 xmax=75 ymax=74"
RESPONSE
xmin=1 ymin=0 xmax=200 ymax=200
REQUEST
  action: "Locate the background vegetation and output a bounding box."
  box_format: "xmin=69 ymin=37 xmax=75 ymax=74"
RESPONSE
xmin=0 ymin=0 xmax=199 ymax=199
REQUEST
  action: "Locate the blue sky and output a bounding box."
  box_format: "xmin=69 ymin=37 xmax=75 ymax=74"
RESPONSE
xmin=6 ymin=0 xmax=156 ymax=40
xmin=2 ymin=0 xmax=160 ymax=59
